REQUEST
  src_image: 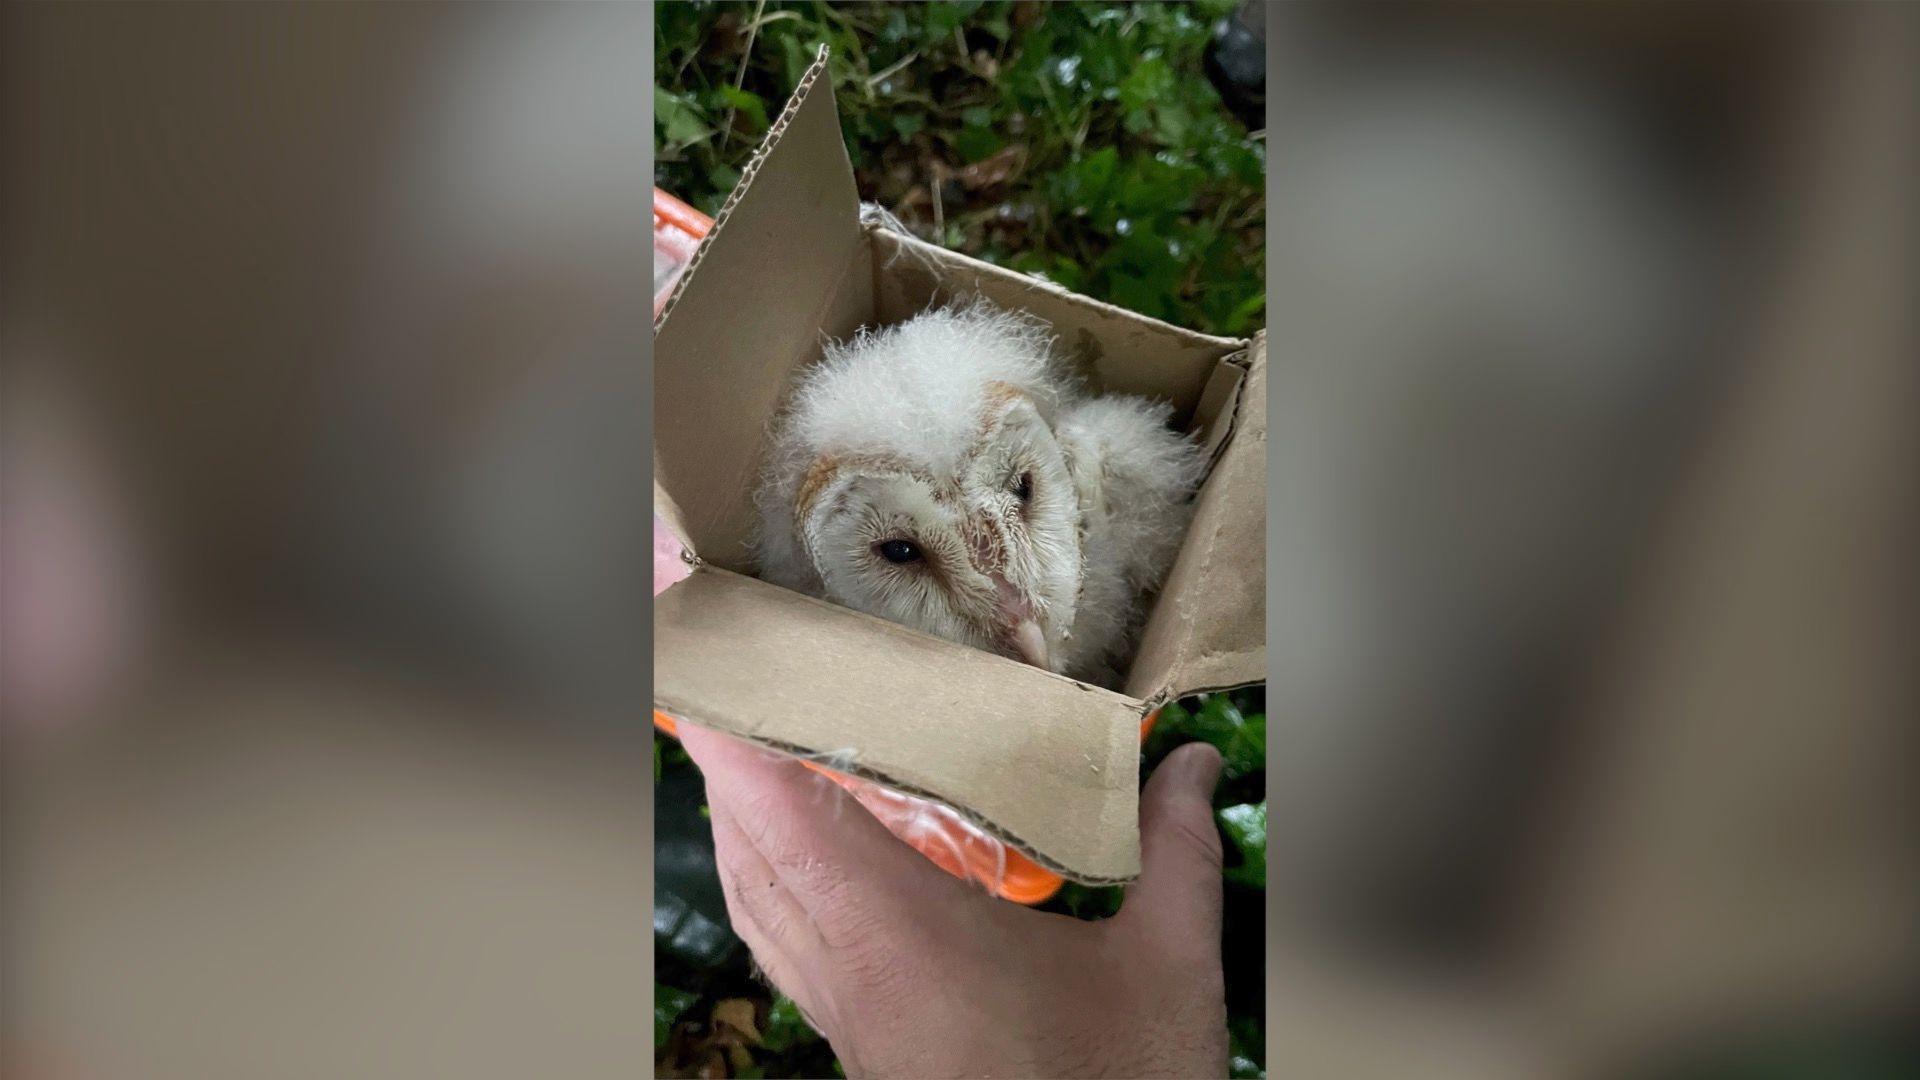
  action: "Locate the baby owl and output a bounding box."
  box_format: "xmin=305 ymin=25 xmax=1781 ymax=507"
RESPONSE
xmin=754 ymin=300 xmax=1207 ymax=688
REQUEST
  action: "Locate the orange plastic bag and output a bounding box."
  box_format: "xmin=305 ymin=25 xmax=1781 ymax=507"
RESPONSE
xmin=653 ymin=188 xmax=710 ymax=318
xmin=654 ymin=710 xmax=1156 ymax=905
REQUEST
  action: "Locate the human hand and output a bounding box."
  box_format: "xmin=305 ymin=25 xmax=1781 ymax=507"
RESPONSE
xmin=676 ymin=722 xmax=1229 ymax=1079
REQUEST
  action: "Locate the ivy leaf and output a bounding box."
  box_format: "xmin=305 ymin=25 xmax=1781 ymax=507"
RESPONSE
xmin=1218 ymin=801 xmax=1266 ymax=890
xmin=1229 ymin=1014 xmax=1265 ymax=1076
xmin=655 ymin=88 xmax=712 ymax=149
xmin=761 ymin=993 xmax=824 ymax=1052
xmin=1149 ymin=694 xmax=1265 ymax=781
xmin=952 ymin=126 xmax=1003 ymax=164
xmin=716 ymin=83 xmax=770 ymax=134
xmin=655 ymin=983 xmax=698 ymax=1047
xmin=1221 ymin=290 xmax=1266 ymax=337
xmin=705 ymin=161 xmax=741 ymax=199
xmin=1118 ymin=56 xmax=1174 ymax=113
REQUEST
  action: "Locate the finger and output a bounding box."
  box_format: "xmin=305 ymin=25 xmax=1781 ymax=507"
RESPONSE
xmin=702 ymin=795 xmax=834 ymax=1012
xmin=1118 ymin=741 xmax=1224 ymax=953
xmin=652 ymin=513 xmax=693 ymax=597
xmin=677 ymin=723 xmax=976 ymax=920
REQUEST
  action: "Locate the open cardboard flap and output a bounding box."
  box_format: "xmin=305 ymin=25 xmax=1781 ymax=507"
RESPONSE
xmin=654 ymin=47 xmax=1265 ymax=884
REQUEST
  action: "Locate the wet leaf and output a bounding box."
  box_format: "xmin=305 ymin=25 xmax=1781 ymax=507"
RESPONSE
xmin=1218 ymin=801 xmax=1266 ymax=890
xmin=761 ymin=993 xmax=823 ymax=1052
xmin=655 ymin=89 xmax=712 ymax=148
xmin=716 ymin=84 xmax=770 ymax=134
xmin=1147 ymin=692 xmax=1266 ymax=784
xmin=655 ymin=983 xmax=698 ymax=1047
xmin=951 ymin=126 xmax=1002 ymax=164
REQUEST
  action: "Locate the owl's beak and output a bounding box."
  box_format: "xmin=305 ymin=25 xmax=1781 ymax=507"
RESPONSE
xmin=1007 ymin=617 xmax=1052 ymax=670
xmin=987 ymin=571 xmax=1053 ymax=671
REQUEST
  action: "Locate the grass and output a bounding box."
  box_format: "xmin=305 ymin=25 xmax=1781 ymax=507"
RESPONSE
xmin=656 ymin=4 xmax=1265 ymax=1077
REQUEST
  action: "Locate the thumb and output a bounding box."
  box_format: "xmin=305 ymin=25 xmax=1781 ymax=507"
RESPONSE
xmin=1120 ymin=742 xmax=1225 ymax=944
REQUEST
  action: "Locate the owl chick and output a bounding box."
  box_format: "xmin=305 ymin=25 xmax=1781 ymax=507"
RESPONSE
xmin=753 ymin=300 xmax=1207 ymax=687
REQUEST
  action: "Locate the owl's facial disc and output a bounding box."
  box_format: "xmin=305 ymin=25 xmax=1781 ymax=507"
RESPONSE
xmin=792 ymin=401 xmax=1082 ymax=675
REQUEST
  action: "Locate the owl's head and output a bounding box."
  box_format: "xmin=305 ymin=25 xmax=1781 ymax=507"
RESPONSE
xmin=755 ymin=302 xmax=1084 ymax=673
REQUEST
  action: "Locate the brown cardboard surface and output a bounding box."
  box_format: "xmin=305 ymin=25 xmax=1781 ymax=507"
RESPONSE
xmin=656 ymin=566 xmax=1148 ymax=883
xmin=654 ymin=46 xmax=866 ymax=571
xmin=870 ymin=227 xmax=1243 ymax=427
xmin=653 ymin=476 xmax=691 ymax=553
xmin=1128 ymin=332 xmax=1268 ymax=701
xmin=653 ymin=46 xmax=1267 ymax=883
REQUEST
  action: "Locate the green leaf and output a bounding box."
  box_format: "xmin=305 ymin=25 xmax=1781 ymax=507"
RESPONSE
xmin=1230 ymin=1014 xmax=1265 ymax=1073
xmin=761 ymin=993 xmax=824 ymax=1052
xmin=705 ymin=160 xmax=742 ymax=198
xmin=1055 ymin=146 xmax=1118 ymax=212
xmin=1151 ymin=694 xmax=1264 ymax=781
xmin=716 ymin=83 xmax=770 ymax=134
xmin=961 ymin=105 xmax=994 ymax=128
xmin=1221 ymin=290 xmax=1266 ymax=337
xmin=951 ymin=126 xmax=1003 ymax=164
xmin=779 ymin=34 xmax=811 ymax=95
xmin=1118 ymin=56 xmax=1174 ymax=113
xmin=1056 ymin=882 xmax=1125 ymax=920
xmin=655 ymin=983 xmax=698 ymax=1047
xmin=1218 ymin=801 xmax=1266 ymax=889
xmin=891 ymin=111 xmax=926 ymax=139
xmin=654 ymin=88 xmax=712 ymax=148
xmin=1153 ymin=102 xmax=1192 ymax=146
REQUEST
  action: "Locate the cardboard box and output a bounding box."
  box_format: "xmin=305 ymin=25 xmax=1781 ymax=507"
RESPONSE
xmin=654 ymin=47 xmax=1265 ymax=886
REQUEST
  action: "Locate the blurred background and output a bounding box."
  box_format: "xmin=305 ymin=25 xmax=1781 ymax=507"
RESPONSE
xmin=1265 ymin=4 xmax=1916 ymax=1078
xmin=4 ymin=5 xmax=651 ymax=1078
xmin=7 ymin=2 xmax=1917 ymax=1079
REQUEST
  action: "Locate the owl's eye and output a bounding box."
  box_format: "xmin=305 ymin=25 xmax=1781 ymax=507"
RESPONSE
xmin=1013 ymin=471 xmax=1034 ymax=503
xmin=874 ymin=539 xmax=923 ymax=565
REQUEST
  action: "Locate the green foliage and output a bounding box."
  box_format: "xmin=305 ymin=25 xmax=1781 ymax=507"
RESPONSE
xmin=656 ymin=730 xmax=691 ymax=785
xmin=759 ymin=993 xmax=824 ymax=1053
xmin=1217 ymin=800 xmax=1266 ymax=890
xmin=1229 ymin=1014 xmax=1266 ymax=1079
xmin=1052 ymin=880 xmax=1126 ymax=921
xmin=655 ymin=0 xmax=1264 ymax=336
xmin=1146 ymin=690 xmax=1266 ymax=790
xmin=655 ymin=982 xmax=699 ymax=1047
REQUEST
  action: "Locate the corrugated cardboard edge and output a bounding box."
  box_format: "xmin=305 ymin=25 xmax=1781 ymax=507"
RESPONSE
xmin=656 ymin=567 xmax=1146 ymax=884
xmin=1129 ymin=330 xmax=1268 ymax=703
xmin=656 ymin=716 xmax=1146 ymax=887
xmin=654 ymin=45 xmax=839 ymax=334
xmin=653 ymin=45 xmax=868 ymax=568
xmin=866 ymin=223 xmax=1247 ymax=357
